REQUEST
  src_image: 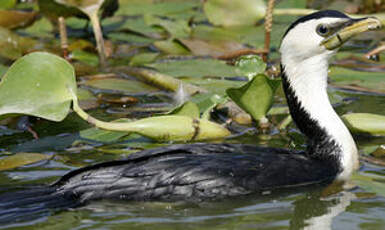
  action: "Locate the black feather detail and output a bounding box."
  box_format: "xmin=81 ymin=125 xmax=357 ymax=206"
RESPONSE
xmin=280 ymin=64 xmax=341 ymax=173
xmin=282 ymin=10 xmax=350 ymax=39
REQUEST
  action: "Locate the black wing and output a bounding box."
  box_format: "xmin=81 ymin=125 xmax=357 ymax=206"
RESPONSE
xmin=53 ymin=143 xmax=338 ymax=202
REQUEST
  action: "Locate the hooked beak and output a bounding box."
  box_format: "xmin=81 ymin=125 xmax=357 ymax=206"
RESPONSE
xmin=322 ymin=17 xmax=382 ymax=50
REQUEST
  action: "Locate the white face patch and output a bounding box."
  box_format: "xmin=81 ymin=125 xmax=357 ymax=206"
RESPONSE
xmin=279 ymin=17 xmax=359 ymax=180
xmin=280 ymin=18 xmax=349 ymax=63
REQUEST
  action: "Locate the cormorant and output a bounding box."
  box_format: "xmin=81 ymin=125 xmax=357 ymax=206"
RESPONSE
xmin=0 ymin=10 xmax=381 ymax=222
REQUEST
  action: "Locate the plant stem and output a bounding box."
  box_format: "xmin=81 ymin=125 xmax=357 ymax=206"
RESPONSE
xmin=58 ymin=17 xmax=69 ymax=61
xmin=273 ymin=8 xmax=316 ymax=16
xmin=89 ymin=11 xmax=107 ymax=68
xmin=263 ymin=0 xmax=275 ymax=62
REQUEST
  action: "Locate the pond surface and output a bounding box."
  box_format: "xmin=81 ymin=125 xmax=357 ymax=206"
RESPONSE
xmin=0 ymin=0 xmax=385 ymax=229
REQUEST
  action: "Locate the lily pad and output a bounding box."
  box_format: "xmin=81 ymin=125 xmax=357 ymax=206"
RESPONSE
xmin=81 ymin=77 xmax=159 ymax=95
xmin=227 ymin=74 xmax=279 ymax=122
xmin=342 ymin=113 xmax=385 ymax=136
xmin=0 ymin=0 xmax=16 ymax=9
xmin=179 ymin=38 xmax=245 ymax=58
xmin=0 ymin=153 xmax=51 ymax=171
xmin=203 ymin=0 xmax=266 ymax=27
xmin=0 ymin=10 xmax=38 ymax=29
xmin=144 ymin=14 xmax=191 ymax=39
xmin=116 ymin=1 xmax=198 ymax=17
xmin=0 ymin=27 xmax=37 ymax=60
xmin=146 ymin=58 xmax=238 ymax=78
xmin=0 ymin=52 xmax=76 ymax=121
xmin=329 ymin=66 xmax=385 ymax=93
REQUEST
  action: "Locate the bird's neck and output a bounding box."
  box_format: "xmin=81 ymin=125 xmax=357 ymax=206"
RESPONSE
xmin=281 ymin=54 xmax=358 ymax=180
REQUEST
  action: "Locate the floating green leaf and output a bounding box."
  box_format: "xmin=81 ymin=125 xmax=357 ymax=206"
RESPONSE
xmin=235 ymin=55 xmax=266 ymax=80
xmin=116 ymin=1 xmax=198 ymax=17
xmin=130 ymin=52 xmax=159 ymax=66
xmin=0 ymin=27 xmax=36 ymax=60
xmin=0 ymin=153 xmax=51 ymax=171
xmin=153 ymin=39 xmax=190 ymax=55
xmin=329 ymin=66 xmax=385 ymax=93
xmin=0 ymin=52 xmax=76 ymax=121
xmin=227 ymin=74 xmax=279 ymax=122
xmin=203 ymin=0 xmax=266 ymax=27
xmin=81 ymin=77 xmax=159 ymax=94
xmin=144 ymin=14 xmax=191 ymax=39
xmin=0 ymin=10 xmax=38 ymax=29
xmin=0 ymin=0 xmax=16 ymax=9
xmin=146 ymin=58 xmax=238 ymax=78
xmin=342 ymin=113 xmax=385 ymax=136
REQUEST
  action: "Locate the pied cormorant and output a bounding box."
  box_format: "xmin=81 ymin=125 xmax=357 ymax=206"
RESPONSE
xmin=0 ymin=10 xmax=381 ymax=222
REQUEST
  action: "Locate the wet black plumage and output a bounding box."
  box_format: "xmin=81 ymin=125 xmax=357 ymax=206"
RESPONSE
xmin=0 ymin=143 xmax=339 ymax=222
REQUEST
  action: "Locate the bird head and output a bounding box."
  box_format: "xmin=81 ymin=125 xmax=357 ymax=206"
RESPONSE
xmin=280 ymin=10 xmax=381 ymax=63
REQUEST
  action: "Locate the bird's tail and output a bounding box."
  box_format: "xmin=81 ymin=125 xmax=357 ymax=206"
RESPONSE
xmin=0 ymin=185 xmax=80 ymax=224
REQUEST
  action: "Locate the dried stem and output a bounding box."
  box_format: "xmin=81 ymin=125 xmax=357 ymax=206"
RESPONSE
xmin=364 ymin=43 xmax=385 ymax=58
xmin=263 ymin=0 xmax=275 ymax=62
xmin=58 ymin=17 xmax=69 ymax=61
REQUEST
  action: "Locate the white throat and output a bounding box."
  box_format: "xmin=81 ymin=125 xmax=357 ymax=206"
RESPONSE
xmin=281 ymin=52 xmax=358 ymax=180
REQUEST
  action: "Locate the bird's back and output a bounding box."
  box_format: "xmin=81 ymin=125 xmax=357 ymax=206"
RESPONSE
xmin=53 ymin=143 xmax=339 ymax=202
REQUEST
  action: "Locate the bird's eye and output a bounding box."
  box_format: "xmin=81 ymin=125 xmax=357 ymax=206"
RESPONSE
xmin=316 ymin=24 xmax=329 ymax=36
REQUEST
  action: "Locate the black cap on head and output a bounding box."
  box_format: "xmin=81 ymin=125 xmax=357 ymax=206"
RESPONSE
xmin=282 ymin=10 xmax=350 ymax=39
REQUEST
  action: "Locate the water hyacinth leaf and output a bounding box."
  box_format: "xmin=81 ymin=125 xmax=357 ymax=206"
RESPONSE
xmin=0 ymin=153 xmax=51 ymax=171
xmin=0 ymin=52 xmax=76 ymax=121
xmin=203 ymin=0 xmax=266 ymax=27
xmin=0 ymin=10 xmax=39 ymax=29
xmin=227 ymin=74 xmax=279 ymax=122
xmin=342 ymin=113 xmax=385 ymax=136
xmin=235 ymin=55 xmax=266 ymax=80
xmin=167 ymin=101 xmax=200 ymax=119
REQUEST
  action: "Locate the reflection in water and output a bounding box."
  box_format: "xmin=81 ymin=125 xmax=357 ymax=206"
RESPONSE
xmin=0 ymin=185 xmax=380 ymax=230
xmin=290 ymin=190 xmax=355 ymax=230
